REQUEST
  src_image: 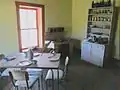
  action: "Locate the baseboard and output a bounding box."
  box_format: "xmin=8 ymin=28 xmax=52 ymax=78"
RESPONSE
xmin=112 ymin=58 xmax=120 ymax=61
xmin=74 ymin=47 xmax=80 ymax=52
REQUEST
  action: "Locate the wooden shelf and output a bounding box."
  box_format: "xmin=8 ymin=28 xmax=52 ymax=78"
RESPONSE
xmin=86 ymin=7 xmax=114 ymax=45
xmin=88 ymin=14 xmax=112 ymax=16
xmin=46 ymin=31 xmax=67 ymax=33
xmin=89 ymin=6 xmax=113 ymax=9
xmin=88 ymin=27 xmax=111 ymax=29
xmin=88 ymin=21 xmax=111 ymax=23
xmin=82 ymin=4 xmax=116 ymax=68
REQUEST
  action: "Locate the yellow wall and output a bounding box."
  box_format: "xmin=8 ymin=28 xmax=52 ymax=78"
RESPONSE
xmin=0 ymin=0 xmax=72 ymax=55
xmin=1 ymin=0 xmax=118 ymax=59
xmin=45 ymin=0 xmax=72 ymax=36
xmin=72 ymin=0 xmax=120 ymax=60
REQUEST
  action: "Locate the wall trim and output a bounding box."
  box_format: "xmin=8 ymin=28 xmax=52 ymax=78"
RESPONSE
xmin=113 ymin=58 xmax=120 ymax=61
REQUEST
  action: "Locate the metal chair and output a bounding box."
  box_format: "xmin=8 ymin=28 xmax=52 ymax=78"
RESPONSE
xmin=45 ymin=56 xmax=69 ymax=80
xmin=45 ymin=56 xmax=69 ymax=89
xmin=25 ymin=48 xmax=43 ymax=76
xmin=26 ymin=41 xmax=55 ymax=76
xmin=9 ymin=70 xmax=40 ymax=90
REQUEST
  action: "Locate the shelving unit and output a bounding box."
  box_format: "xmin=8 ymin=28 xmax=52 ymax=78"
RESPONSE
xmin=87 ymin=7 xmax=114 ymax=43
xmin=81 ymin=4 xmax=117 ymax=67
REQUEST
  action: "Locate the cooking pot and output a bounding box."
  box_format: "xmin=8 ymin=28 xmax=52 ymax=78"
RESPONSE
xmin=98 ymin=37 xmax=108 ymax=44
xmin=91 ymin=36 xmax=98 ymax=42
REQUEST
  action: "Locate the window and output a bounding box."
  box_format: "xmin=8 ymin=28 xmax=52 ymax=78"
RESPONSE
xmin=16 ymin=2 xmax=45 ymax=52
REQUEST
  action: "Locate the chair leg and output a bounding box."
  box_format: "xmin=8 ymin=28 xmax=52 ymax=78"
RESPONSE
xmin=57 ymin=69 xmax=59 ymax=90
xmin=63 ymin=83 xmax=67 ymax=90
xmin=51 ymin=70 xmax=54 ymax=90
xmin=27 ymin=87 xmax=30 ymax=90
xmin=46 ymin=80 xmax=48 ymax=90
xmin=24 ymin=87 xmax=26 ymax=90
xmin=60 ymin=81 xmax=67 ymax=90
xmin=48 ymin=80 xmax=51 ymax=87
xmin=15 ymin=86 xmax=19 ymax=90
xmin=41 ymin=70 xmax=44 ymax=90
xmin=38 ymin=78 xmax=40 ymax=90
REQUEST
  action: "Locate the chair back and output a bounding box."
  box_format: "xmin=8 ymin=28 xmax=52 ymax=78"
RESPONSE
xmin=65 ymin=56 xmax=69 ymax=66
xmin=9 ymin=70 xmax=29 ymax=88
xmin=9 ymin=70 xmax=29 ymax=81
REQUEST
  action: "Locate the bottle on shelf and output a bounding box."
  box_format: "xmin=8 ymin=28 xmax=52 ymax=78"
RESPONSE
xmin=89 ymin=9 xmax=91 ymax=14
xmin=88 ymin=16 xmax=92 ymax=21
xmin=92 ymin=0 xmax=95 ymax=8
xmin=92 ymin=16 xmax=94 ymax=21
xmin=99 ymin=0 xmax=102 ymax=7
xmin=94 ymin=0 xmax=97 ymax=7
xmin=101 ymin=0 xmax=105 ymax=7
xmin=104 ymin=0 xmax=107 ymax=6
xmin=98 ymin=9 xmax=101 ymax=14
xmin=108 ymin=0 xmax=111 ymax=6
xmin=98 ymin=17 xmax=101 ymax=21
xmin=99 ymin=0 xmax=101 ymax=7
xmin=104 ymin=0 xmax=111 ymax=6
xmin=95 ymin=0 xmax=99 ymax=7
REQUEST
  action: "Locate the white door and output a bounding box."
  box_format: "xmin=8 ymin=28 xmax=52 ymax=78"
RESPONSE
xmin=81 ymin=42 xmax=91 ymax=62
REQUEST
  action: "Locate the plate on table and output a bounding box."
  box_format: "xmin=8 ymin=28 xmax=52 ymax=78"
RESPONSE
xmin=48 ymin=54 xmax=60 ymax=59
xmin=49 ymin=54 xmax=60 ymax=62
xmin=34 ymin=53 xmax=40 ymax=57
xmin=49 ymin=59 xmax=59 ymax=62
xmin=6 ymin=56 xmax=16 ymax=61
xmin=18 ymin=60 xmax=33 ymax=66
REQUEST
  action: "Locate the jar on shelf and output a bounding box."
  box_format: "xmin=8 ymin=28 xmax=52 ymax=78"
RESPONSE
xmin=92 ymin=1 xmax=95 ymax=8
xmin=107 ymin=17 xmax=111 ymax=22
xmin=101 ymin=17 xmax=104 ymax=21
xmin=98 ymin=9 xmax=102 ymax=14
xmin=103 ymin=17 xmax=107 ymax=21
xmin=88 ymin=16 xmax=92 ymax=21
xmin=98 ymin=17 xmax=101 ymax=21
xmin=108 ymin=0 xmax=112 ymax=6
xmin=101 ymin=0 xmax=105 ymax=7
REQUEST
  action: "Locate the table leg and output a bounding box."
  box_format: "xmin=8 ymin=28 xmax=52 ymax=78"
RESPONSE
xmin=51 ymin=69 xmax=54 ymax=90
xmin=57 ymin=69 xmax=59 ymax=90
xmin=46 ymin=80 xmax=48 ymax=90
xmin=41 ymin=71 xmax=44 ymax=90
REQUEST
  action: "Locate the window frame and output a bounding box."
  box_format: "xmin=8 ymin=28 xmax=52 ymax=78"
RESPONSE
xmin=15 ymin=1 xmax=45 ymax=52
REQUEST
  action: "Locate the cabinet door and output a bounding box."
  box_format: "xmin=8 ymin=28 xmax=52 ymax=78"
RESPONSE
xmin=90 ymin=44 xmax=100 ymax=66
xmin=98 ymin=45 xmax=105 ymax=67
xmin=81 ymin=42 xmax=91 ymax=62
xmin=91 ymin=44 xmax=105 ymax=67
